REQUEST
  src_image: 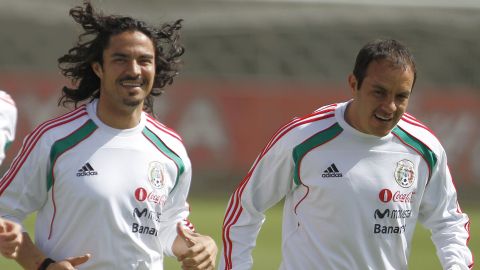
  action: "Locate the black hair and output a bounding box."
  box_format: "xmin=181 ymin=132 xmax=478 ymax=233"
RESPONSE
xmin=58 ymin=0 xmax=184 ymax=113
xmin=353 ymin=39 xmax=416 ymax=89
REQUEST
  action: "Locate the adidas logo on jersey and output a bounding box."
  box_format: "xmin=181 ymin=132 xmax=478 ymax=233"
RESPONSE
xmin=77 ymin=162 xmax=98 ymax=176
xmin=322 ymin=163 xmax=343 ymax=178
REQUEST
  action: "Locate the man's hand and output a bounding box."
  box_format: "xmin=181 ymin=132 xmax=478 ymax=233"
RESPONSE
xmin=46 ymin=254 xmax=91 ymax=270
xmin=0 ymin=218 xmax=23 ymax=259
xmin=174 ymin=223 xmax=218 ymax=270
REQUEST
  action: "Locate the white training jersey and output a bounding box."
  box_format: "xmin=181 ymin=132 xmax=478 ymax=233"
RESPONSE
xmin=0 ymin=90 xmax=17 ymax=165
xmin=220 ymin=101 xmax=473 ymax=270
xmin=0 ymin=99 xmax=193 ymax=270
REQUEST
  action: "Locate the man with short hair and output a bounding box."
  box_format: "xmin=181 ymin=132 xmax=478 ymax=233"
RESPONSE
xmin=0 ymin=2 xmax=217 ymax=269
xmin=220 ymin=39 xmax=473 ymax=270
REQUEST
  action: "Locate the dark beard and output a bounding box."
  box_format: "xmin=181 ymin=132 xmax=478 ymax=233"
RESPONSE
xmin=123 ymin=98 xmax=142 ymax=107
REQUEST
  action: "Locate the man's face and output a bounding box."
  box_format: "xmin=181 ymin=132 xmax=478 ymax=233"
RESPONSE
xmin=92 ymin=30 xmax=155 ymax=112
xmin=346 ymin=59 xmax=414 ymax=137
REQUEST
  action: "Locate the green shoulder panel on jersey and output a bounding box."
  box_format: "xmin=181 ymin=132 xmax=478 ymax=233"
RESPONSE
xmin=292 ymin=123 xmax=343 ymax=186
xmin=142 ymin=127 xmax=185 ymax=192
xmin=392 ymin=126 xmax=437 ymax=179
xmin=47 ymin=120 xmax=98 ymax=191
xmin=4 ymin=140 xmax=12 ymax=151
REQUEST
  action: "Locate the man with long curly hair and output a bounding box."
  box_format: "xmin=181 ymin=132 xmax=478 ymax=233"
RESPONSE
xmin=0 ymin=1 xmax=217 ymax=269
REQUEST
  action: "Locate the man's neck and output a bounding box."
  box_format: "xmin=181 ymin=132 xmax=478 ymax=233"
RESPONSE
xmin=96 ymin=100 xmax=143 ymax=129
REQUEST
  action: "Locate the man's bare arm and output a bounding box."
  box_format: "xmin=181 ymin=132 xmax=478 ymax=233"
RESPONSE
xmin=15 ymin=233 xmax=90 ymax=270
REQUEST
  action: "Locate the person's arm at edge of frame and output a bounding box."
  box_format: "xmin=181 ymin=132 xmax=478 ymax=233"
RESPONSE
xmin=0 ymin=217 xmax=22 ymax=259
xmin=0 ymin=91 xmax=17 ymax=166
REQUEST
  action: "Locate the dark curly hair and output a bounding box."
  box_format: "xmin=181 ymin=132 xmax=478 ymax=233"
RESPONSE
xmin=58 ymin=0 xmax=184 ymax=113
xmin=353 ymin=39 xmax=417 ymax=90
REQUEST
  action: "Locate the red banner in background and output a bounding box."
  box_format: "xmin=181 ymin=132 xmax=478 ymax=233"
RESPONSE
xmin=162 ymin=81 xmax=349 ymax=170
xmin=1 ymin=73 xmax=479 ymax=188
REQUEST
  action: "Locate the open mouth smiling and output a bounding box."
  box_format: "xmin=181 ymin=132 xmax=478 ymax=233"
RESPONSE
xmin=375 ymin=113 xmax=393 ymax=122
xmin=120 ymin=80 xmax=144 ymax=87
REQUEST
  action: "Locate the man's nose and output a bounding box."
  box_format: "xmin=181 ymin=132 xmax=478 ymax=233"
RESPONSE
xmin=126 ymin=60 xmax=141 ymax=76
xmin=382 ymin=97 xmax=396 ymax=113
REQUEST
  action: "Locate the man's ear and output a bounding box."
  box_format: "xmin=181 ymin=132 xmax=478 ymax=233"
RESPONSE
xmin=91 ymin=62 xmax=103 ymax=79
xmin=348 ymin=74 xmax=357 ymax=93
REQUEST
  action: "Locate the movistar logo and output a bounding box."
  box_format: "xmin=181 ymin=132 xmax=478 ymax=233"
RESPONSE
xmin=374 ymin=209 xmax=390 ymax=219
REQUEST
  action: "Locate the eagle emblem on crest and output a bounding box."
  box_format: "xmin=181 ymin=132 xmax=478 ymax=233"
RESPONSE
xmin=394 ymin=159 xmax=415 ymax=188
xmin=148 ymin=161 xmax=167 ymax=189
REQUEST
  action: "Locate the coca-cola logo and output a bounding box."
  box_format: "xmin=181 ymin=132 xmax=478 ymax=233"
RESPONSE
xmin=135 ymin=187 xmax=148 ymax=201
xmin=379 ymin=189 xmax=392 ymax=202
xmin=379 ymin=189 xmax=415 ymax=203
xmin=147 ymin=192 xmax=167 ymax=206
xmin=134 ymin=187 xmax=167 ymax=206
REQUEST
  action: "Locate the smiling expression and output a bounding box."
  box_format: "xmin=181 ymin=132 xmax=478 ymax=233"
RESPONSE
xmin=92 ymin=30 xmax=156 ymax=114
xmin=346 ymin=58 xmax=415 ymax=137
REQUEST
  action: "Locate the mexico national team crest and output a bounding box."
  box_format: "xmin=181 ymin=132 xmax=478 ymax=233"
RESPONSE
xmin=394 ymin=159 xmax=415 ymax=188
xmin=148 ymin=161 xmax=167 ymax=189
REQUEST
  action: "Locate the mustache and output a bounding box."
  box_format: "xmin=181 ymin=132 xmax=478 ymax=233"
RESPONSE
xmin=119 ymin=76 xmax=144 ymax=82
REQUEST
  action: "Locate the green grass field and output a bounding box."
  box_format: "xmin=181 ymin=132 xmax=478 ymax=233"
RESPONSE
xmin=1 ymin=197 xmax=477 ymax=269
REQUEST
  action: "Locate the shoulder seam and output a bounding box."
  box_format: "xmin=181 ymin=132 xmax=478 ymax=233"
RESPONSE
xmin=145 ymin=115 xmax=183 ymax=142
xmin=264 ymin=106 xmax=337 ymax=153
xmin=0 ymin=106 xmax=88 ymax=195
xmin=401 ymin=113 xmax=437 ymax=137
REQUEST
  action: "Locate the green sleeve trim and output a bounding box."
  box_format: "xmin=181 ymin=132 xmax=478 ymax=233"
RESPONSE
xmin=392 ymin=126 xmax=437 ymax=179
xmin=143 ymin=127 xmax=185 ymax=193
xmin=292 ymin=123 xmax=343 ymax=185
xmin=47 ymin=120 xmax=97 ymax=191
xmin=4 ymin=140 xmax=12 ymax=151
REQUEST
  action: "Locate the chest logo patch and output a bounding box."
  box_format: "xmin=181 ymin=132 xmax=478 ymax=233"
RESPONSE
xmin=394 ymin=159 xmax=415 ymax=188
xmin=76 ymin=162 xmax=98 ymax=177
xmin=148 ymin=161 xmax=167 ymax=189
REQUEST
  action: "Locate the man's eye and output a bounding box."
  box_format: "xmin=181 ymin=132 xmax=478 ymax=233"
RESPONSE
xmin=140 ymin=59 xmax=153 ymax=65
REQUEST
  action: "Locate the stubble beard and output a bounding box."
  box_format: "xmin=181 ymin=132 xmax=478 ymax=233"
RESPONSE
xmin=122 ymin=90 xmax=147 ymax=108
xmin=123 ymin=98 xmax=143 ymax=107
